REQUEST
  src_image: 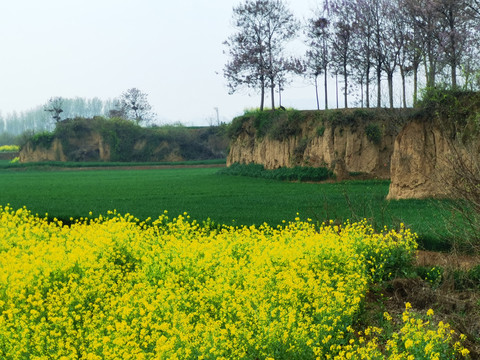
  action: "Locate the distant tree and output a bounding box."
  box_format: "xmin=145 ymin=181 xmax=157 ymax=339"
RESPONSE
xmin=116 ymin=88 xmax=154 ymax=124
xmin=223 ymin=0 xmax=299 ymax=111
xmin=44 ymin=97 xmax=64 ymax=123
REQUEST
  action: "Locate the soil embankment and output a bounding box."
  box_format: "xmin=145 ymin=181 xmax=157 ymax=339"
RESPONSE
xmin=227 ymin=109 xmax=408 ymax=180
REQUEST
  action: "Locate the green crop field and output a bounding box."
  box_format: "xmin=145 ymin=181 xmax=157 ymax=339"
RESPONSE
xmin=0 ymin=164 xmax=452 ymax=250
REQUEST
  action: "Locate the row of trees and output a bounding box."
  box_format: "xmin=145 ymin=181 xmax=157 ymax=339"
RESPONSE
xmin=224 ymin=0 xmax=480 ymax=110
xmin=1 ymin=88 xmax=155 ymax=136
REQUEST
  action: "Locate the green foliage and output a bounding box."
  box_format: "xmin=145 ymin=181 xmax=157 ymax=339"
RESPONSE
xmin=0 ymin=132 xmax=23 ymax=146
xmin=316 ymin=126 xmax=326 ymax=137
xmin=417 ymin=87 xmax=480 ymax=135
xmin=365 ymin=123 xmax=382 ymax=145
xmin=30 ymin=131 xmax=55 ymax=150
xmin=227 ymin=116 xmax=249 ymax=139
xmin=415 ymin=265 xmax=480 ymax=291
xmin=229 ymin=108 xmax=307 ymax=140
xmin=268 ymin=109 xmax=305 ymax=141
xmin=416 ymin=266 xmax=444 ymax=287
xmin=292 ymin=137 xmax=309 ymax=163
xmin=220 ymin=162 xmax=334 ymax=182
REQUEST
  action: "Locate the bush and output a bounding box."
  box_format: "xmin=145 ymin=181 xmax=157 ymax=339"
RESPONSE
xmin=365 ymin=123 xmax=382 ymax=145
xmin=30 ymin=131 xmax=55 ymax=150
xmin=316 ymin=126 xmax=326 ymax=137
xmin=267 ymin=110 xmax=305 ymax=141
xmin=227 ymin=116 xmax=249 ymax=140
xmin=219 ymin=163 xmax=333 ymax=182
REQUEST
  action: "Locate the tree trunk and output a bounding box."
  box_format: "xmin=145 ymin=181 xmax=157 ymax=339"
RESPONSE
xmin=336 ymin=73 xmax=339 ymax=109
xmin=315 ymin=75 xmax=320 ymax=110
xmin=400 ymin=67 xmax=407 ymax=108
xmin=260 ymin=76 xmax=265 ymax=111
xmin=366 ymin=63 xmax=370 ymax=108
xmin=360 ymin=79 xmax=364 ymax=108
xmin=376 ymin=63 xmax=381 ymax=108
xmin=413 ymin=65 xmax=418 ymax=107
xmin=387 ymin=72 xmax=394 ymax=109
xmin=451 ymin=60 xmax=457 ymax=88
xmin=324 ymin=66 xmax=329 ymax=110
xmin=344 ymin=62 xmax=348 ymax=109
xmin=270 ymin=79 xmax=275 ymax=110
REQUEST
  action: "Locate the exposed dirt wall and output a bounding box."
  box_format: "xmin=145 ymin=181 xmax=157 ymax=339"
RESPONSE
xmin=227 ymin=116 xmax=396 ymax=179
xmin=387 ymin=120 xmax=480 ymax=200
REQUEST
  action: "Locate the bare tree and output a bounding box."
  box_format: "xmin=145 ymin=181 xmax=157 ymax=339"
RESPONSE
xmin=329 ymin=0 xmax=356 ymax=108
xmin=44 ymin=97 xmax=64 ymax=123
xmin=378 ymin=0 xmax=404 ymax=108
xmin=223 ymin=0 xmax=299 ymax=111
xmin=305 ymin=16 xmax=331 ymax=110
xmin=352 ymin=0 xmax=376 ymax=108
xmin=117 ymin=88 xmax=154 ymax=125
xmin=436 ymin=0 xmax=473 ymax=88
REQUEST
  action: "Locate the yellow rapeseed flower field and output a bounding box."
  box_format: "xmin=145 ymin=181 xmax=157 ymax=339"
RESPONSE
xmin=0 ymin=206 xmax=469 ymax=359
xmin=0 ymin=145 xmax=20 ymax=152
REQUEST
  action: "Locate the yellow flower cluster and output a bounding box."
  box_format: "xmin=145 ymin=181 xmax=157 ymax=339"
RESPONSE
xmin=0 ymin=206 xmax=465 ymax=359
xmin=0 ymin=145 xmax=20 ymax=152
xmin=334 ymin=303 xmax=470 ymax=359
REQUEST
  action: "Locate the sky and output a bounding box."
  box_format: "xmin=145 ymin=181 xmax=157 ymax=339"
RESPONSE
xmin=0 ymin=0 xmax=321 ymax=126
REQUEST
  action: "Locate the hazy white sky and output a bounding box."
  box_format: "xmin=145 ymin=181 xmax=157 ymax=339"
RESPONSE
xmin=0 ymin=0 xmax=321 ymax=126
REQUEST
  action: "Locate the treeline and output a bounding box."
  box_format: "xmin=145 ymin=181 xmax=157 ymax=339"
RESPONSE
xmin=224 ymin=0 xmax=480 ymax=110
xmin=1 ymin=97 xmax=116 ymax=136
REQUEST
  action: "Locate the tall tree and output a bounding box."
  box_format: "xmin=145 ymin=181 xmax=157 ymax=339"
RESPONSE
xmin=436 ymin=0 xmax=471 ymax=88
xmin=223 ymin=0 xmax=299 ymax=110
xmin=305 ymin=16 xmax=331 ymax=109
xmin=378 ymin=0 xmax=404 ymax=108
xmin=329 ymin=0 xmax=356 ymax=108
xmin=352 ymin=0 xmax=376 ymax=108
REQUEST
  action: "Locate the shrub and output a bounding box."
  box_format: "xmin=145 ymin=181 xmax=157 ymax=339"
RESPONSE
xmin=219 ymin=162 xmax=333 ymax=182
xmin=227 ymin=116 xmax=249 ymax=140
xmin=365 ymin=123 xmax=382 ymax=145
xmin=30 ymin=131 xmax=55 ymax=150
xmin=316 ymin=126 xmax=326 ymax=137
xmin=268 ymin=110 xmax=305 ymax=141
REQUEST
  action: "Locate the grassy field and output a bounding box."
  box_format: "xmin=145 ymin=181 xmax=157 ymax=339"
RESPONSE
xmin=0 ymin=162 xmax=452 ymax=250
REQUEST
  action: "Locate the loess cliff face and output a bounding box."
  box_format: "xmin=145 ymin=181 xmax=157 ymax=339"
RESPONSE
xmin=19 ymin=132 xmax=110 ymax=163
xmin=227 ymin=112 xmax=399 ymax=180
xmin=387 ymin=120 xmax=480 ymax=200
xmin=19 ymin=139 xmax=67 ymax=162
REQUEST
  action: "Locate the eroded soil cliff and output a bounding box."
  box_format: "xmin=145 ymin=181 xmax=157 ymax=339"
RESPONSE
xmin=227 ymin=109 xmax=409 ymax=180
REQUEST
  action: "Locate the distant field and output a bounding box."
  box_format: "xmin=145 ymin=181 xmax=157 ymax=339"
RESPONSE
xmin=0 ymin=164 xmax=452 ymax=250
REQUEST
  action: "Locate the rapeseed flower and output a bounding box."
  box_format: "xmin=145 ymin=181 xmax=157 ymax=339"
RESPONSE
xmin=0 ymin=206 xmax=469 ymax=359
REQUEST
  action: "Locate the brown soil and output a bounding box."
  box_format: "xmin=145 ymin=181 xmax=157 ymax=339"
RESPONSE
xmin=416 ymin=250 xmax=480 ymax=271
